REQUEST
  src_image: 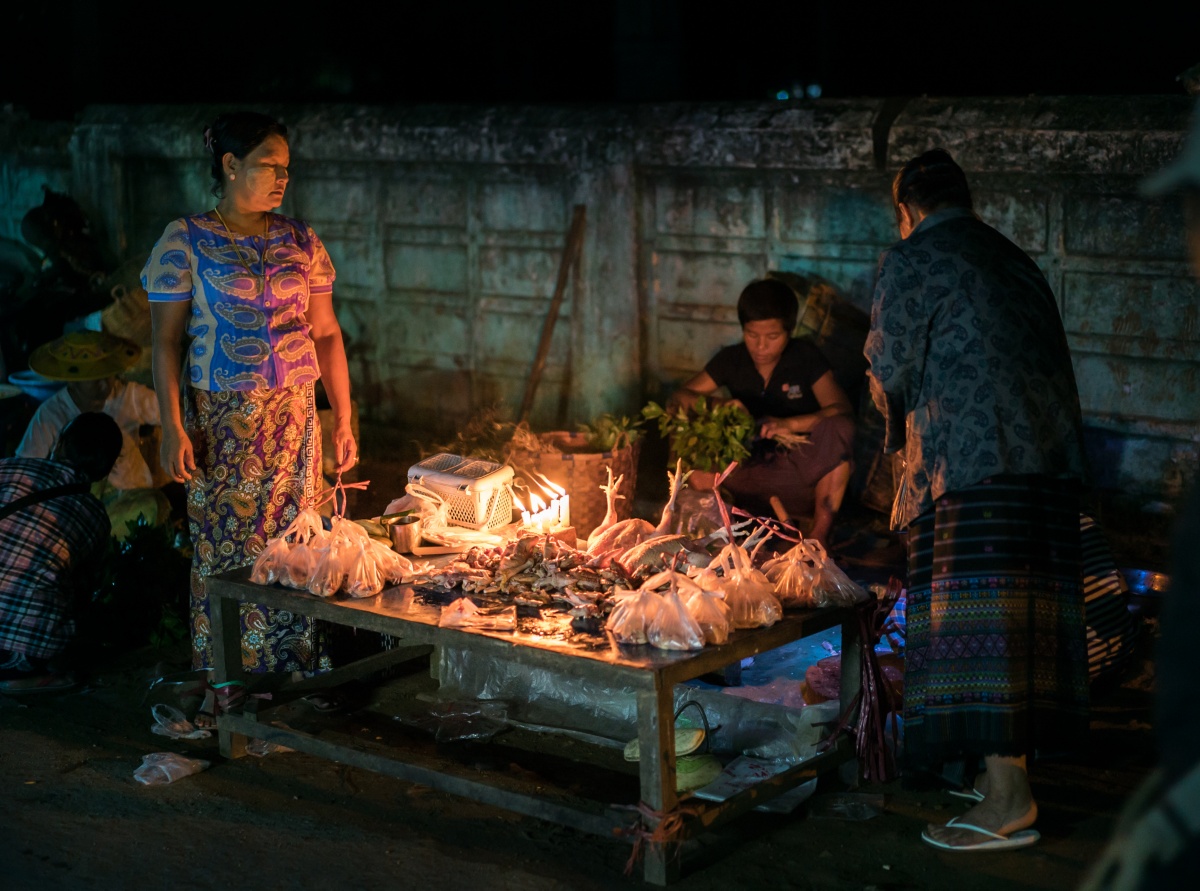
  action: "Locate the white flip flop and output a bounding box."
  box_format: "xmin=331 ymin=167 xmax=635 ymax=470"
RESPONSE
xmin=921 ymin=817 xmax=1040 ymax=852
xmin=947 ymin=786 xmax=986 ymax=803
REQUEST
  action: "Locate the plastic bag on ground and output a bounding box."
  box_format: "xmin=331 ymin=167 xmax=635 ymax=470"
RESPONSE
xmin=149 ymin=703 xmax=210 ymax=740
xmin=691 ymin=756 xmax=819 ymax=814
xmin=133 ymin=752 xmax=211 ymax=786
xmin=245 ymin=738 xmax=295 ymax=757
xmin=605 ymin=588 xmax=662 ymax=645
xmin=647 ymin=585 xmax=705 ymax=651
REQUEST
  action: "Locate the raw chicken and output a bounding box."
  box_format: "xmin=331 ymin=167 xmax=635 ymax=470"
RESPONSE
xmin=586 ymin=467 xmax=633 ymax=552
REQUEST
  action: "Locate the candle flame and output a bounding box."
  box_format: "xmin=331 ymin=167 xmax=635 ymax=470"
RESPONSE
xmin=533 ymin=472 xmax=566 ymax=496
xmin=531 ymin=493 xmax=548 ymax=512
xmin=513 ymin=495 xmax=526 ymax=513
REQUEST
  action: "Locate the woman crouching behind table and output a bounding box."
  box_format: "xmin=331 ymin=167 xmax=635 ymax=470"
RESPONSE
xmin=142 ymin=112 xmax=357 ymax=717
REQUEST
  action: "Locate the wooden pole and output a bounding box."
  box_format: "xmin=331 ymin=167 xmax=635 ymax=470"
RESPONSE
xmin=518 ymin=204 xmax=587 ymax=425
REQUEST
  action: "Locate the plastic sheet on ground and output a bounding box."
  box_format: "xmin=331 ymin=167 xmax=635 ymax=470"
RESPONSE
xmin=434 ymin=645 xmax=840 ymax=763
xmin=806 ymin=791 xmax=886 ymax=821
xmin=691 ymin=756 xmax=819 ymax=813
xmin=396 ymin=699 xmax=510 ymax=743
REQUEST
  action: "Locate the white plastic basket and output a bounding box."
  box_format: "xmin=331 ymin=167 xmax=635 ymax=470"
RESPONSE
xmin=406 ymin=453 xmax=515 ymax=532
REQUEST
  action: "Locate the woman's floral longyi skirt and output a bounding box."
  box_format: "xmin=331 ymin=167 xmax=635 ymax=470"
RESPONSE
xmin=185 ymin=383 xmax=331 ymax=673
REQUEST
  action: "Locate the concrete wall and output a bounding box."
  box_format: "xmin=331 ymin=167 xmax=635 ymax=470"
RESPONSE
xmin=1 ymin=97 xmax=1195 ymax=504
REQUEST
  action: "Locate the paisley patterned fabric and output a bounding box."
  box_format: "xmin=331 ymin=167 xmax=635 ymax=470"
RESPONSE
xmin=864 ymin=207 xmax=1086 ymax=530
xmin=903 ymin=475 xmax=1088 ymax=766
xmin=141 ymin=212 xmax=334 ymax=392
xmin=185 ymin=383 xmax=330 ymax=673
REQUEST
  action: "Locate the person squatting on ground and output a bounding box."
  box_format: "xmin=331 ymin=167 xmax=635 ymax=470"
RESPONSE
xmin=0 ymin=413 xmax=122 ymax=694
xmin=670 ymin=278 xmax=855 ymax=547
xmin=865 ymin=149 xmax=1089 ymax=852
xmin=144 ymin=111 xmax=357 ymax=726
xmin=16 ymin=330 xmax=169 ymax=540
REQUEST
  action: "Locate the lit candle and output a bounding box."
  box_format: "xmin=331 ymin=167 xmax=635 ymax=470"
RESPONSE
xmin=514 ymin=496 xmax=531 ymax=528
xmin=533 ymin=473 xmax=569 ymax=530
xmin=530 ymin=493 xmax=549 ymax=532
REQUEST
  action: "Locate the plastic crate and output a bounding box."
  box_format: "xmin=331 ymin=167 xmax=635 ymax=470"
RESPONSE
xmin=406 ymin=453 xmax=515 ymax=532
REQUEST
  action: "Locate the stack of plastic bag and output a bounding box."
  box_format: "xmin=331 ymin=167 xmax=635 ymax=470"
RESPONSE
xmin=637 ymin=568 xmax=732 ymax=648
xmin=705 ymin=542 xmax=782 ymax=629
xmin=250 ymin=506 xmax=414 ymax=598
xmin=310 ymin=517 xmax=414 ymax=598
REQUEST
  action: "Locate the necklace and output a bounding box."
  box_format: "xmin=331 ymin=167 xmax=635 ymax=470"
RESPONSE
xmin=214 ymin=208 xmax=269 ymax=290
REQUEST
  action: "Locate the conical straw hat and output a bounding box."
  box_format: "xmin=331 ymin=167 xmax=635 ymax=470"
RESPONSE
xmin=28 ymin=331 xmax=141 ymax=381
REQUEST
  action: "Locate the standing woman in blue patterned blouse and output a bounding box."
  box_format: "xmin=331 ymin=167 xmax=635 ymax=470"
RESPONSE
xmin=142 ymin=112 xmax=357 ymax=720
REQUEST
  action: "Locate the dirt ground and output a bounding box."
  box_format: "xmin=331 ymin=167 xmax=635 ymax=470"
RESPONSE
xmin=0 ymin=426 xmax=1169 ymax=891
xmin=0 ymin=642 xmax=1160 ymax=891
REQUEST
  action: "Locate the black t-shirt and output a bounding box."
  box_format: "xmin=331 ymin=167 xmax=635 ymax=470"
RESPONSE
xmin=704 ymin=338 xmax=831 ymax=419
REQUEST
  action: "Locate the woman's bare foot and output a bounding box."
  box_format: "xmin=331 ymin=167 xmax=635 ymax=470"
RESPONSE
xmin=194 ymin=688 xmax=217 ymax=729
xmin=926 ymin=755 xmax=1036 ymax=847
xmin=925 ymin=800 xmax=1037 ymax=847
xmin=974 ymin=771 xmax=990 ymax=797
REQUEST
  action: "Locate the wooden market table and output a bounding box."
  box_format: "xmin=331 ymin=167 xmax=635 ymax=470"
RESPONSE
xmin=205 ymin=567 xmax=862 ymax=885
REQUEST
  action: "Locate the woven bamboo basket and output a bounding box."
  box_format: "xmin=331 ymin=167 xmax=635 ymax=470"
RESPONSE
xmin=507 ymin=432 xmax=641 ymax=540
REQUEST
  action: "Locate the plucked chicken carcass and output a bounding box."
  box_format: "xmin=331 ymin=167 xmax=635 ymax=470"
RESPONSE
xmin=614 ymin=460 xmax=709 ymax=576
xmin=586 ymin=467 xmax=654 ymax=554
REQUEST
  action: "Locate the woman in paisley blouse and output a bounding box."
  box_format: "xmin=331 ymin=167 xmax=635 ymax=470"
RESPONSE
xmin=143 ymin=112 xmax=357 ymax=720
xmin=866 ymin=149 xmax=1088 ymax=852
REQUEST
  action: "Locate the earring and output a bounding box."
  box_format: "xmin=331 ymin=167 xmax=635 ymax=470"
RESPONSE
xmin=229 ymin=173 xmax=236 ymax=180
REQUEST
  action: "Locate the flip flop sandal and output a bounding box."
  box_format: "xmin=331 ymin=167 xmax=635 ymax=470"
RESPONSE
xmin=623 ymin=727 xmax=705 ymax=762
xmin=0 ymin=673 xmax=77 ymax=695
xmin=921 ymin=817 xmax=1040 ymax=852
xmin=675 ymin=753 xmax=724 ymax=792
xmin=623 ymin=700 xmax=711 ymax=762
xmin=948 ymin=786 xmax=986 ymax=803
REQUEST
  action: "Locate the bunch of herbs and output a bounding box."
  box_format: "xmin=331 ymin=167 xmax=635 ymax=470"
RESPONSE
xmin=642 ymin=397 xmax=753 ymax=473
xmin=576 ymin=412 xmax=642 ymax=452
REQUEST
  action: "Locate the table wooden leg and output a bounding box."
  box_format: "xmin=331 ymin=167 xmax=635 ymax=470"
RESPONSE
xmin=210 ymin=592 xmax=248 ymax=759
xmin=839 ymin=611 xmax=863 ymax=786
xmin=637 ymin=685 xmax=680 ymax=885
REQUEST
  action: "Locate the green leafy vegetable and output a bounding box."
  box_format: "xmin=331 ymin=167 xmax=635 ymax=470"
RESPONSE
xmin=577 ymin=413 xmax=643 ymax=451
xmin=642 ymin=398 xmax=753 ymax=473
